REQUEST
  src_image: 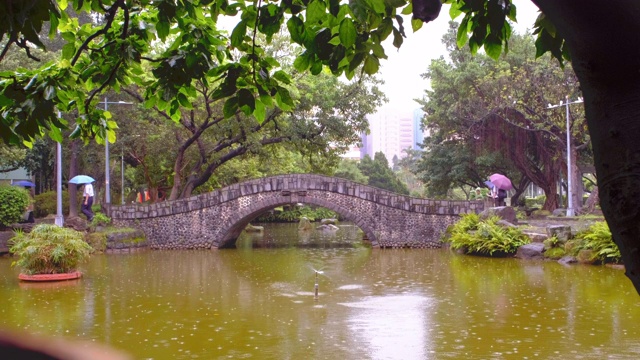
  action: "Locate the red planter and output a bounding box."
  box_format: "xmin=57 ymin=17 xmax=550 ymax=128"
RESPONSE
xmin=18 ymin=271 xmax=82 ymax=282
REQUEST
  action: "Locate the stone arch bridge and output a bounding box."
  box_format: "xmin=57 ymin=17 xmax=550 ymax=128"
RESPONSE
xmin=110 ymin=174 xmax=484 ymax=249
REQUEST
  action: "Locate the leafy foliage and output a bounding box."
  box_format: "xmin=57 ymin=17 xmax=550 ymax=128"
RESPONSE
xmin=34 ymin=190 xmax=82 ymax=218
xmin=116 ymin=32 xmax=383 ymax=200
xmin=444 ymin=213 xmax=530 ymax=255
xmin=542 ymin=235 xmax=565 ymax=259
xmin=90 ymin=212 xmax=111 ymax=227
xmin=255 ymin=206 xmax=339 ymax=223
xmin=0 ymin=144 xmax=26 ymax=172
xmin=524 ymin=195 xmax=546 ymax=209
xmin=0 ymin=185 xmax=30 ymax=227
xmin=443 ymin=0 xmax=516 ymax=59
xmin=333 ymin=159 xmax=369 ymax=184
xmin=358 ymin=152 xmax=409 ymax=194
xmin=9 ymin=224 xmax=92 ymax=274
xmin=416 ymin=24 xmax=585 ymax=209
xmin=469 ymin=187 xmax=489 ymax=200
xmin=569 ymin=222 xmax=621 ymax=264
xmin=0 ymin=0 xmax=553 ymax=149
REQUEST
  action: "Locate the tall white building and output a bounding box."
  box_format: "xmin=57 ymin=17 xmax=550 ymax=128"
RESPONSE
xmin=361 ymin=109 xmax=421 ymax=162
xmin=362 ymin=111 xmax=397 ymax=161
xmin=398 ymin=116 xmax=414 ymax=157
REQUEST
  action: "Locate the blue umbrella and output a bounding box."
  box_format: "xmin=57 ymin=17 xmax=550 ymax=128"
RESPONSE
xmin=12 ymin=180 xmax=35 ymax=187
xmin=484 ymin=180 xmax=495 ymax=189
xmin=69 ymin=175 xmax=95 ymax=184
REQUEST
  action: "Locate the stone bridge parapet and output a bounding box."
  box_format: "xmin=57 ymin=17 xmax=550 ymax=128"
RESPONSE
xmin=110 ymin=174 xmax=484 ymax=249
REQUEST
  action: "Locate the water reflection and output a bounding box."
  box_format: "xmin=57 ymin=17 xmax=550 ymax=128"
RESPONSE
xmin=237 ymin=222 xmax=364 ymax=249
xmin=0 ymin=223 xmax=639 ymax=359
xmin=340 ymin=294 xmax=432 ymax=359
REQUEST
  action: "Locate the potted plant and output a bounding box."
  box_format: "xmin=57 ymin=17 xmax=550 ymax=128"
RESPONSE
xmin=9 ymin=224 xmax=93 ymax=281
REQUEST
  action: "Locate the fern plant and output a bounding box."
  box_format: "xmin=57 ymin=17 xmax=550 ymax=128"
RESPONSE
xmin=9 ymin=224 xmax=92 ymax=275
xmin=90 ymin=212 xmax=112 ymax=227
xmin=570 ymin=221 xmax=621 ymax=263
xmin=445 ymin=214 xmax=530 ymax=256
xmin=543 ymin=236 xmax=566 ymax=259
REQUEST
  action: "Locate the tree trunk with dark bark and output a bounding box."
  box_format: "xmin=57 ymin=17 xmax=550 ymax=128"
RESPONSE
xmin=68 ymin=140 xmax=79 ymax=217
xmin=540 ymin=185 xmax=559 ymax=211
xmin=582 ymin=186 xmax=599 ymax=214
xmin=532 ymin=0 xmax=640 ymax=293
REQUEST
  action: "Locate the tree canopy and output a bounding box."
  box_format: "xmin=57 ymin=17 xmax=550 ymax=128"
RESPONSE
xmin=416 ymin=22 xmax=587 ymax=210
xmin=358 ymin=152 xmax=410 ymax=194
xmin=0 ymin=0 xmax=561 ymax=148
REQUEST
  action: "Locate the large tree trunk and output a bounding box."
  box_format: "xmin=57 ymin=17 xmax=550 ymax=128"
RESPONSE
xmin=68 ymin=140 xmax=79 ymax=217
xmin=532 ymin=0 xmax=640 ymax=293
xmin=168 ymin=144 xmax=187 ymax=201
xmin=582 ymin=186 xmax=599 ymax=214
xmin=540 ymin=185 xmax=559 ymax=211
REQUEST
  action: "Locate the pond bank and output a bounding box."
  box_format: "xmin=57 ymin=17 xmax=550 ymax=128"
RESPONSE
xmin=0 ymin=217 xmax=146 ymax=255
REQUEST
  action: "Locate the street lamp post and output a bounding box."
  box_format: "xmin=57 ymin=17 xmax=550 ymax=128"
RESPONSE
xmin=100 ymin=98 xmax=133 ymax=206
xmin=55 ymin=111 xmax=64 ymax=227
xmin=121 ymin=146 xmax=125 ymax=205
xmin=548 ymin=95 xmax=584 ymax=217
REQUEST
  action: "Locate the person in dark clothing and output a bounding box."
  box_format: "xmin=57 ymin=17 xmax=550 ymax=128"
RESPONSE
xmin=497 ymin=188 xmax=507 ymax=206
xmin=82 ymin=182 xmax=95 ymax=221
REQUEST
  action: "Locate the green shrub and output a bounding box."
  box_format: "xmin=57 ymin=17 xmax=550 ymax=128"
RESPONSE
xmin=544 ymin=247 xmax=566 ymax=259
xmin=444 ymin=214 xmax=531 ymax=256
xmin=9 ymin=224 xmax=92 ymax=275
xmin=569 ymin=221 xmax=621 ymax=264
xmin=542 ymin=235 xmax=567 ymax=259
xmin=0 ymin=185 xmax=30 ymax=227
xmin=85 ymin=232 xmax=107 ymax=252
xmin=90 ymin=212 xmax=111 ymax=227
xmin=564 ymin=239 xmax=580 ymax=254
xmin=469 ymin=187 xmax=489 ymax=200
xmin=525 ymin=195 xmax=546 ymax=208
xmin=34 ymin=190 xmax=86 ymax=218
xmin=543 ymin=236 xmax=562 ymax=250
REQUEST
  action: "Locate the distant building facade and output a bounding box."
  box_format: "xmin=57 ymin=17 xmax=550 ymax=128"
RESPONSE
xmin=0 ymin=168 xmax=30 ymax=185
xmin=360 ymin=108 xmax=428 ymax=163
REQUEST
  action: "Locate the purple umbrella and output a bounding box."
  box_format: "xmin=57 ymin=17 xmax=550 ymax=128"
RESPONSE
xmin=489 ymin=173 xmax=513 ymax=190
xmin=12 ymin=180 xmax=35 ymax=187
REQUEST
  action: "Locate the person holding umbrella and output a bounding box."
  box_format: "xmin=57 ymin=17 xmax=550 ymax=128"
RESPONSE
xmin=488 ymin=173 xmax=513 ymax=207
xmin=69 ymin=175 xmax=96 ymax=222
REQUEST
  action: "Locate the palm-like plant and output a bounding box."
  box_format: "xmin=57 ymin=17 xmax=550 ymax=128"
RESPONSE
xmin=10 ymin=224 xmax=92 ymax=275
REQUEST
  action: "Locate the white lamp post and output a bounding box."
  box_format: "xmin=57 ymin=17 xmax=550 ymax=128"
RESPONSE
xmin=548 ymin=95 xmax=584 ymax=217
xmin=55 ymin=111 xmax=64 ymax=227
xmin=100 ymin=98 xmax=133 ymax=205
xmin=121 ymin=146 xmax=125 ymax=205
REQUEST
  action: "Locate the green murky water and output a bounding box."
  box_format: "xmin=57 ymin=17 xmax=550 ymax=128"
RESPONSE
xmin=1 ymin=222 xmax=639 ymax=359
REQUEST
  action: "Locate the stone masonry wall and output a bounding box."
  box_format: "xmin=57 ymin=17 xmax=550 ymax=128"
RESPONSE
xmin=110 ymin=174 xmax=484 ymax=249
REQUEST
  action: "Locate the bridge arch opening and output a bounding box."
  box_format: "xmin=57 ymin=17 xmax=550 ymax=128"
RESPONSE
xmin=217 ymin=199 xmax=379 ymax=249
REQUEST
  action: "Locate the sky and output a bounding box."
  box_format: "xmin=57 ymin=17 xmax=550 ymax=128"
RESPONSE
xmin=376 ymin=0 xmax=542 ymax=119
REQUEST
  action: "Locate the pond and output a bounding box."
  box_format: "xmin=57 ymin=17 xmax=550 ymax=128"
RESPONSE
xmin=1 ymin=222 xmax=639 ymax=359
